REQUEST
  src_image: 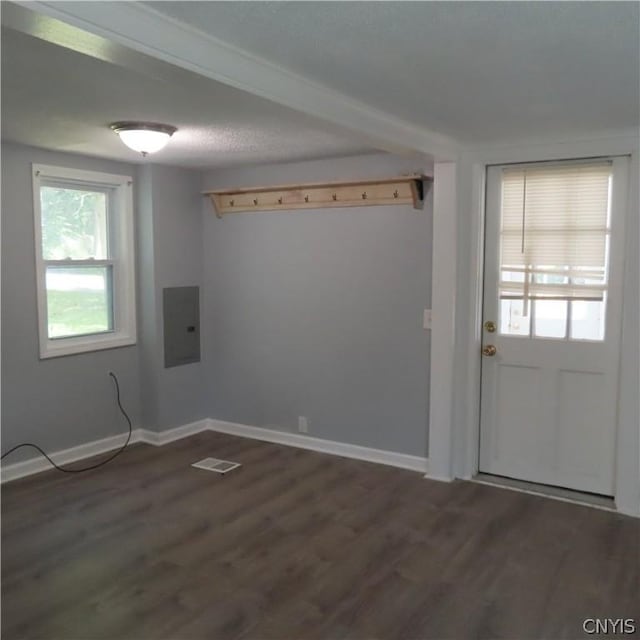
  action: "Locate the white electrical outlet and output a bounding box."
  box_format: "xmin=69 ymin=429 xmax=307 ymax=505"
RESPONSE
xmin=298 ymin=416 xmax=309 ymax=433
xmin=423 ymin=309 xmax=432 ymax=330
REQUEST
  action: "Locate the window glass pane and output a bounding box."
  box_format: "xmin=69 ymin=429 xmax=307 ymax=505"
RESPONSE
xmin=533 ymin=300 xmax=567 ymax=338
xmin=533 ymin=266 xmax=569 ymax=285
xmin=571 ymin=266 xmax=605 ymax=285
xmin=46 ymin=266 xmax=113 ymax=338
xmin=41 ymin=186 xmax=108 ymax=259
xmin=501 ymin=269 xmax=525 ymax=283
xmin=500 ymin=299 xmax=531 ymax=336
xmin=571 ymin=300 xmax=605 ymax=341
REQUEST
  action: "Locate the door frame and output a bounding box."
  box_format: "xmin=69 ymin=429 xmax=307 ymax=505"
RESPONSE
xmin=453 ymin=133 xmax=639 ymax=516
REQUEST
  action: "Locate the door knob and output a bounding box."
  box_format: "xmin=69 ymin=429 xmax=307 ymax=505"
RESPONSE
xmin=482 ymin=345 xmax=497 ymax=357
xmin=484 ymin=320 xmax=497 ymax=333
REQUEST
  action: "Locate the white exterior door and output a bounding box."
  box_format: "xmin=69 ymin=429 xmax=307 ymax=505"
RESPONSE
xmin=479 ymin=158 xmax=628 ymax=496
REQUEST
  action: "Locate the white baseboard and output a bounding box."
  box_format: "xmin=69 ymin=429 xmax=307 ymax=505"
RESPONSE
xmin=207 ymin=419 xmax=429 ymax=473
xmin=137 ymin=419 xmax=210 ymax=446
xmin=424 ymin=473 xmax=455 ymax=483
xmin=4 ymin=418 xmax=634 ymax=517
xmin=0 ymin=429 xmax=144 ymax=483
xmin=1 ymin=417 xmax=428 ymax=483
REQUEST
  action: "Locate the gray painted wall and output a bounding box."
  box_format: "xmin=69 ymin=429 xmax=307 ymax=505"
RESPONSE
xmin=1 ymin=143 xmax=141 ymax=460
xmin=1 ymin=143 xmax=206 ymax=465
xmin=201 ymin=154 xmax=433 ymax=456
xmin=137 ymin=164 xmax=206 ymax=431
xmin=2 ymin=143 xmax=430 ymax=465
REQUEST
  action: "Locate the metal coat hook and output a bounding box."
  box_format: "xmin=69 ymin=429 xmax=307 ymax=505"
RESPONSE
xmin=362 ymin=191 xmax=367 ymax=200
xmin=393 ymin=190 xmax=399 ymax=198
xmin=253 ymin=198 xmax=258 ymax=205
xmin=278 ymin=197 xmax=283 ymax=204
xmin=332 ymin=193 xmax=337 ymax=201
xmin=229 ymin=199 xmax=234 ymax=207
xmin=304 ymin=195 xmax=310 ymax=203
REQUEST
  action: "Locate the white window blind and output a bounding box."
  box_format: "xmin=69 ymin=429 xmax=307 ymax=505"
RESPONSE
xmin=500 ymin=161 xmax=612 ymax=302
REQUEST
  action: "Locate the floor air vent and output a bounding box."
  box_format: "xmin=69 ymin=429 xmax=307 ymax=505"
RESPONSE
xmin=192 ymin=457 xmax=241 ymax=474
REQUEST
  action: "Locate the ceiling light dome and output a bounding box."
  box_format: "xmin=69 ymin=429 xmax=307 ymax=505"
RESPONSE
xmin=110 ymin=122 xmax=177 ymax=156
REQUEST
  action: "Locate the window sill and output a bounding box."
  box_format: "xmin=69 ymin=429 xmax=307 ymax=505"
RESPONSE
xmin=39 ymin=332 xmax=136 ymax=359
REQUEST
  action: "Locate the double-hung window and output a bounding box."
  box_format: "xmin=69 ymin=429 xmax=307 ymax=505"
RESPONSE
xmin=33 ymin=164 xmax=136 ymax=358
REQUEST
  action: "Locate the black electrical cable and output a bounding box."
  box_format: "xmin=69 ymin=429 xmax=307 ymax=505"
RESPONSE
xmin=0 ymin=371 xmax=132 ymax=473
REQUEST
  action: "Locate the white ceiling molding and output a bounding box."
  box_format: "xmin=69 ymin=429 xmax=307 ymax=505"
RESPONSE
xmin=19 ymin=1 xmax=459 ymax=161
xmin=462 ymin=128 xmax=640 ymax=164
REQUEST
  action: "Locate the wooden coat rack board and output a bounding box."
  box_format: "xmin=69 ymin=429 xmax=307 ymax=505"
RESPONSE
xmin=203 ymin=175 xmax=431 ymax=218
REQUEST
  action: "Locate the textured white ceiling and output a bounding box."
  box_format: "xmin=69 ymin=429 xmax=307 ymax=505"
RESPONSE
xmin=0 ymin=26 xmax=371 ymax=168
xmin=148 ymin=1 xmax=640 ymax=144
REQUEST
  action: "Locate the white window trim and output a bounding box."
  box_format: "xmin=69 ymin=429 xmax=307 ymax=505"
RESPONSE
xmin=32 ymin=164 xmax=136 ymax=359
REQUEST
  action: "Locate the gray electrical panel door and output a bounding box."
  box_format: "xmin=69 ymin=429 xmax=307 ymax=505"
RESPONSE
xmin=163 ymin=286 xmax=200 ymax=368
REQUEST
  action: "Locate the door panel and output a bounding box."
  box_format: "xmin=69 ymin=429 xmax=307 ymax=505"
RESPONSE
xmin=493 ymin=365 xmax=550 ymax=470
xmin=479 ymin=158 xmax=628 ymax=496
xmin=556 ymin=370 xmax=612 ymax=486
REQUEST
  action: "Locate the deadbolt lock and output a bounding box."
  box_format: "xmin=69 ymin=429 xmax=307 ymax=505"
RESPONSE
xmin=482 ymin=345 xmax=497 ymax=357
xmin=484 ymin=320 xmax=497 ymax=333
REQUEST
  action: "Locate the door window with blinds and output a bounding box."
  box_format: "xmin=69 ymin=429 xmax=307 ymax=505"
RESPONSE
xmin=499 ymin=161 xmax=611 ymax=341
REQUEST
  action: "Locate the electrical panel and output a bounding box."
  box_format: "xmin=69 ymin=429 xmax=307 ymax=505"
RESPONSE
xmin=163 ymin=286 xmax=200 ymax=368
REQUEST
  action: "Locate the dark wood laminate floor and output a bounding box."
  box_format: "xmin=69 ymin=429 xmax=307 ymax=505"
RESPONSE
xmin=2 ymin=432 xmax=639 ymax=640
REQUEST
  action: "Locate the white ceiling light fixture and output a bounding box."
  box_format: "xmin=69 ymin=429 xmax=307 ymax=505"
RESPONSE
xmin=110 ymin=122 xmax=177 ymax=156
